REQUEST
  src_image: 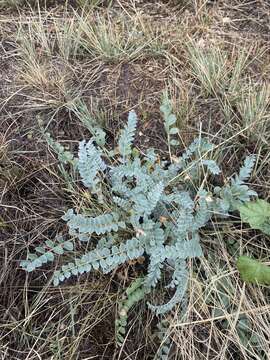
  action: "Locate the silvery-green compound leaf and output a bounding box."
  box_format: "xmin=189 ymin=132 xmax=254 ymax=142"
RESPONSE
xmin=144 ymin=256 xmax=163 ymax=288
xmin=201 ymin=160 xmax=221 ymax=175
xmin=52 ymin=237 xmax=145 ymax=284
xmin=78 ymin=139 xmax=106 ymax=189
xmin=62 ymin=210 xmax=126 ymax=235
xmin=20 ymin=238 xmax=74 ymax=272
xmin=118 ymin=110 xmax=137 ymax=159
xmin=182 ymin=137 xmax=214 ymax=162
xmin=236 ymin=155 xmax=256 ymax=184
xmin=146 ymin=182 xmax=164 ymax=215
xmin=148 ymin=263 xmax=188 ymax=315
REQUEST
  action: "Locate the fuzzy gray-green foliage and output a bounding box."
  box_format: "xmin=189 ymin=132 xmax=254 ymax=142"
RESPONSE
xmin=21 ymin=98 xmax=256 ymax=316
xmin=20 ymin=234 xmax=74 ymax=272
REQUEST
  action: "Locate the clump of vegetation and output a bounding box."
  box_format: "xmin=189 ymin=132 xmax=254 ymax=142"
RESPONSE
xmin=20 ymin=97 xmax=257 ymax=350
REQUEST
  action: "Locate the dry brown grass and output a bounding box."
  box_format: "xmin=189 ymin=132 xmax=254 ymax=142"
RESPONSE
xmin=0 ymin=0 xmax=269 ymax=359
xmin=169 ymin=239 xmax=270 ymax=359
